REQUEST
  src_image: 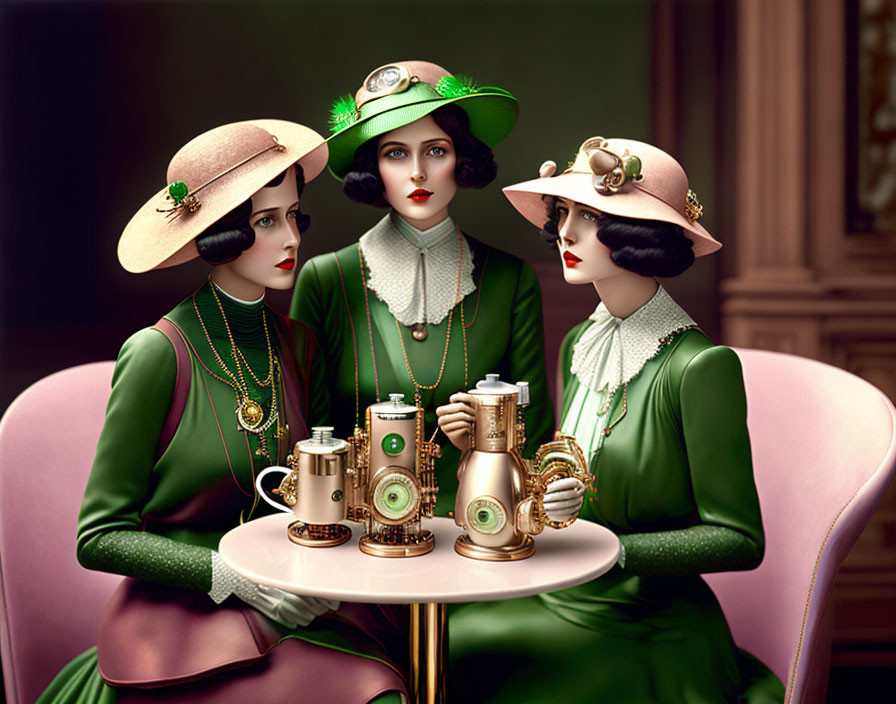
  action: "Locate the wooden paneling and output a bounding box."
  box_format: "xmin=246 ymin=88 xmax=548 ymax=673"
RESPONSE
xmin=724 ymin=0 xmax=896 ymax=658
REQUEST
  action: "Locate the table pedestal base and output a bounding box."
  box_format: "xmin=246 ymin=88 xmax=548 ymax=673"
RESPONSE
xmin=410 ymin=602 xmax=447 ymax=704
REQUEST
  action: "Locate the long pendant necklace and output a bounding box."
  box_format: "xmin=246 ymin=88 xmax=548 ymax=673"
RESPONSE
xmin=357 ymin=225 xmax=470 ymax=413
xmin=194 ymin=281 xmax=284 ymax=462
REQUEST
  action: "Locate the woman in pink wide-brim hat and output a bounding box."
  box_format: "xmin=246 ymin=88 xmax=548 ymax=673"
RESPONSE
xmin=444 ymin=137 xmax=785 ymax=703
xmin=37 ymin=121 xmax=408 ymax=704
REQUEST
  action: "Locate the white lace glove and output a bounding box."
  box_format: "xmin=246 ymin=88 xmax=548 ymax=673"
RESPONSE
xmin=543 ymin=477 xmax=585 ymax=523
xmin=209 ymin=551 xmax=339 ymax=628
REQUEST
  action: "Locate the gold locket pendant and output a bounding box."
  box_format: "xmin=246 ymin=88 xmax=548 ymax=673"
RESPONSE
xmin=411 ymin=323 xmax=427 ymax=341
xmin=237 ymin=399 xmax=265 ymax=430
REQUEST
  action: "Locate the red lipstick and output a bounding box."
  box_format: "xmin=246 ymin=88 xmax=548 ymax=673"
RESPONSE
xmin=408 ymin=188 xmax=433 ymax=203
xmin=276 ymin=258 xmax=295 ymax=271
xmin=563 ymin=251 xmax=582 ymax=268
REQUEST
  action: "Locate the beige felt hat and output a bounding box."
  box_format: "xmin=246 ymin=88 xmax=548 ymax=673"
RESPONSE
xmin=118 ymin=119 xmax=328 ymax=273
xmin=503 ymin=137 xmax=721 ymax=257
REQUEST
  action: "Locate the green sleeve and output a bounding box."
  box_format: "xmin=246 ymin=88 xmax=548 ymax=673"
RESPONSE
xmin=620 ymin=345 xmax=764 ymax=576
xmin=510 ymin=262 xmax=555 ymax=454
xmin=291 ymin=257 xmax=334 ymax=428
xmin=76 ymin=327 xmax=213 ymax=592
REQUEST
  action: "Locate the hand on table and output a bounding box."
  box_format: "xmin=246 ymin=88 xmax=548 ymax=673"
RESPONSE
xmin=543 ymin=477 xmax=585 ymax=523
xmin=435 ymin=392 xmax=476 ymax=452
xmin=209 ymin=551 xmax=339 ymax=627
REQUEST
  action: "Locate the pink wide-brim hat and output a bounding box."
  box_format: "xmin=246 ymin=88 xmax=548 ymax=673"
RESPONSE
xmin=118 ymin=119 xmax=328 ymax=273
xmin=503 ymin=137 xmax=721 ymax=257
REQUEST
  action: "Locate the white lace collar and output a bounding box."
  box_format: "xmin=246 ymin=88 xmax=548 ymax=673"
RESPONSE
xmin=359 ymin=211 xmax=475 ymax=326
xmin=569 ymin=285 xmax=696 ymax=397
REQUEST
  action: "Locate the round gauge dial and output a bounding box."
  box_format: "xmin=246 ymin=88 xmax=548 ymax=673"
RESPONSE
xmin=372 ymin=470 xmax=420 ymax=522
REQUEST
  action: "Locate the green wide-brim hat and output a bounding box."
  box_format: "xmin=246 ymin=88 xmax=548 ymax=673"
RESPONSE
xmin=326 ymin=60 xmax=518 ymax=180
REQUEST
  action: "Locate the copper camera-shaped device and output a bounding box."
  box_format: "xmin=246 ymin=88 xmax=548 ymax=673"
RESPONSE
xmin=256 ymin=394 xmax=440 ymax=557
xmin=454 ymin=374 xmax=593 ymax=561
xmin=345 ymin=394 xmax=441 ymax=557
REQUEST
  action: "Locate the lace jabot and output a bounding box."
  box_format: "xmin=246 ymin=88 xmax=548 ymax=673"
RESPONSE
xmin=569 ymin=285 xmax=696 ymax=397
xmin=359 ymin=211 xmax=475 ymax=326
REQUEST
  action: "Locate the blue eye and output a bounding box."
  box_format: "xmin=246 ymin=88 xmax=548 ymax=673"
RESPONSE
xmin=254 ymin=215 xmax=274 ymax=228
xmin=385 ymin=148 xmax=406 ymax=159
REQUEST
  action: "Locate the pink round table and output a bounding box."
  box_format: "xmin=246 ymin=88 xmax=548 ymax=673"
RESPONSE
xmin=219 ymin=514 xmax=619 ymax=704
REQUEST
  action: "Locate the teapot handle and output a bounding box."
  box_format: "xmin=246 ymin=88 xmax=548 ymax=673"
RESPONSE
xmin=254 ymin=466 xmax=293 ymax=514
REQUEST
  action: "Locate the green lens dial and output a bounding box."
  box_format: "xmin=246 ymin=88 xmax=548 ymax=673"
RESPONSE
xmin=382 ymin=433 xmax=405 ymax=456
xmin=372 ymin=471 xmax=419 ymax=521
xmin=466 ymin=497 xmax=507 ymax=535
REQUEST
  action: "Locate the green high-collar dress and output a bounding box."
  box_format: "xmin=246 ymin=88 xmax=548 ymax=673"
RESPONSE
xmin=290 ymin=230 xmax=554 ymax=516
xmin=448 ymin=309 xmax=785 ymax=702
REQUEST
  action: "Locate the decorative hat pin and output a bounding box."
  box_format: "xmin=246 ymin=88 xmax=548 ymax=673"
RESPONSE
xmin=155 ymin=135 xmax=285 ymax=221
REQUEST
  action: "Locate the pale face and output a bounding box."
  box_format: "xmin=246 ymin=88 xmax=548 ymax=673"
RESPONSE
xmin=553 ymin=197 xmax=623 ymax=285
xmin=212 ymin=165 xmax=301 ymax=300
xmin=377 ymin=115 xmax=457 ymax=230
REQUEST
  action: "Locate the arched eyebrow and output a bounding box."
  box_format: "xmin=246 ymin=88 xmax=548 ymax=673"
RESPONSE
xmin=251 ymin=200 xmax=300 ymax=218
xmin=378 ymin=140 xmax=408 ymax=151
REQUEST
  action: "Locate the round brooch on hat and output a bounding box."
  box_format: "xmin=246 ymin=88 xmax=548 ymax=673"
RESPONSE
xmin=579 ymin=137 xmax=644 ymax=194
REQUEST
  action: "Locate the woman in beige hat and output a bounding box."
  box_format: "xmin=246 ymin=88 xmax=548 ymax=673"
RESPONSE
xmin=290 ymin=60 xmax=555 ymax=519
xmin=443 ymin=138 xmax=784 ymax=702
xmin=38 ymin=121 xmax=408 ymax=704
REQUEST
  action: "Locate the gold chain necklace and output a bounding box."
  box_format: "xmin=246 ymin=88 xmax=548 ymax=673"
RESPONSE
xmin=195 ymin=282 xmax=284 ymax=461
xmin=209 ymin=282 xmax=275 ymax=389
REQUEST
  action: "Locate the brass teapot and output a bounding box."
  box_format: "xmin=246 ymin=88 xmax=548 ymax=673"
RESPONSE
xmin=454 ymin=374 xmax=593 ymax=561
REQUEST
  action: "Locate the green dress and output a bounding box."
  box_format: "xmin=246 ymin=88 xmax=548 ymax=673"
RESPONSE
xmin=37 ymin=282 xmax=406 ymax=704
xmin=448 ymin=322 xmax=785 ymax=703
xmin=290 ymin=234 xmax=554 ymax=515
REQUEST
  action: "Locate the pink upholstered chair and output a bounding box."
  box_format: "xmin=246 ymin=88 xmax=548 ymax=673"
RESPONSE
xmin=0 ymin=362 xmax=122 ymax=704
xmin=704 ymin=349 xmax=896 ymax=704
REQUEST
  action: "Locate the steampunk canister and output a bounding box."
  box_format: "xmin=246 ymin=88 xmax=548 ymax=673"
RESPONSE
xmin=454 ymin=374 xmax=533 ymax=559
xmin=255 ymin=426 xmax=352 ymax=547
xmin=346 ymin=393 xmax=440 ymax=557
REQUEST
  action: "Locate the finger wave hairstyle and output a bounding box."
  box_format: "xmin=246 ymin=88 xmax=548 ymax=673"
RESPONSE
xmin=342 ymin=104 xmax=498 ymax=207
xmin=541 ymin=197 xmax=695 ymax=278
xmin=195 ymin=165 xmax=309 ymax=266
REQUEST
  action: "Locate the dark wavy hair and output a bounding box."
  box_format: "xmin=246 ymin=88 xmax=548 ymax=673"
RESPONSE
xmin=541 ymin=197 xmax=695 ymax=277
xmin=342 ymin=104 xmax=498 ymax=207
xmin=196 ymin=165 xmax=309 ymax=266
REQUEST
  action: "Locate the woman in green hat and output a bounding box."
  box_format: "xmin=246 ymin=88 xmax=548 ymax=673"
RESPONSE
xmin=291 ymin=61 xmax=554 ymax=515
